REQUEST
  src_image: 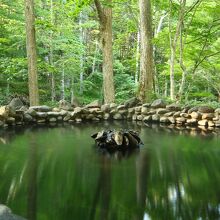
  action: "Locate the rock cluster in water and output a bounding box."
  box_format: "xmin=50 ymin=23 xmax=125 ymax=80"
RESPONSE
xmin=1 ymin=97 xmax=220 ymax=129
xmin=91 ymin=129 xmax=143 ymax=150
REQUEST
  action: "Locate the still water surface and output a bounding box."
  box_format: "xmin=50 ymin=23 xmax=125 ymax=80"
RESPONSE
xmin=0 ymin=122 xmax=220 ymax=220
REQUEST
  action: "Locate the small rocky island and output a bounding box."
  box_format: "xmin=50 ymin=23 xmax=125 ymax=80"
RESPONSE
xmin=91 ymin=129 xmax=143 ymax=150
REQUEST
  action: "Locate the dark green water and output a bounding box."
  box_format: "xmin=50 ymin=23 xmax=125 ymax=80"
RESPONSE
xmin=0 ymin=122 xmax=220 ymax=220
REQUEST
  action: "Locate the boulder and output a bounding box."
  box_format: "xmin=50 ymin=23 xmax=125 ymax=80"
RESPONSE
xmin=0 ymin=205 xmax=26 ymax=220
xmin=152 ymin=114 xmax=160 ymax=122
xmin=190 ymin=112 xmax=201 ymax=120
xmin=110 ymin=103 xmax=117 ymax=109
xmin=164 ymin=112 xmax=174 ymax=117
xmin=6 ymin=117 xmax=15 ymax=124
xmin=208 ymin=120 xmax=215 ymax=127
xmin=8 ymin=98 xmax=24 ymax=110
xmin=173 ymin=111 xmax=181 ymax=118
xmin=0 ymin=106 xmax=10 ymax=119
xmin=156 ymin=108 xmax=169 ymax=115
xmin=104 ymin=113 xmax=110 ymax=120
xmin=59 ymin=100 xmax=73 ymax=111
xmin=47 ymin=112 xmax=61 ymax=117
xmin=128 ymin=108 xmax=135 ymax=114
xmin=142 ymin=103 xmax=151 ymax=108
xmin=86 ymin=100 xmax=101 ymax=108
xmin=151 ymin=99 xmax=166 ymax=108
xmin=52 ymin=107 xmax=60 ymax=112
xmin=29 ymin=105 xmax=52 ymax=112
xmin=180 ymin=113 xmax=189 ymax=118
xmin=198 ymin=120 xmax=208 ymax=126
xmin=124 ymin=97 xmax=140 ymax=108
xmin=23 ymin=114 xmax=33 ymax=122
xmin=49 ymin=118 xmax=57 ymax=122
xmin=168 ymin=117 xmax=176 ymax=124
xmin=148 ymin=110 xmax=156 ymax=115
xmin=176 ymin=117 xmax=186 ymax=124
xmin=202 ymin=113 xmax=214 ymax=120
xmin=113 ymin=113 xmax=123 ymax=120
xmin=37 ymin=119 xmax=46 ymax=124
xmin=143 ymin=115 xmax=152 ymax=122
xmin=214 ymin=120 xmax=220 ymax=127
xmin=160 ymin=117 xmax=170 ymax=123
xmin=118 ymin=109 xmax=128 ymax=115
xmin=63 ymin=115 xmax=71 ymax=122
xmin=135 ymin=106 xmax=142 ymax=113
xmin=117 ymin=105 xmax=126 ymax=110
xmin=19 ymin=106 xmax=28 ymax=112
xmin=186 ymin=118 xmax=198 ymax=126
xmin=214 ymin=108 xmax=220 ymax=114
xmin=198 ymin=106 xmax=214 ymax=113
xmin=73 ymin=107 xmax=83 ymax=115
xmin=36 ymin=112 xmax=47 ymax=118
xmin=166 ymin=104 xmax=181 ymax=111
xmin=188 ymin=107 xmax=198 ymax=114
xmin=25 ymin=108 xmax=37 ymax=117
xmin=141 ymin=106 xmax=149 ymax=115
xmin=137 ymin=115 xmax=143 ymax=121
xmin=101 ymin=104 xmax=110 ymax=113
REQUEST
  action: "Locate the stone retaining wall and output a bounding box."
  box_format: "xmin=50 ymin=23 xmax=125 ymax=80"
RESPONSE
xmin=1 ymin=99 xmax=220 ymax=129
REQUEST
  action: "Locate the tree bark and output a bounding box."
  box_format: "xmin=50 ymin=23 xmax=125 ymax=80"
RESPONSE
xmin=138 ymin=0 xmax=154 ymax=102
xmin=24 ymin=0 xmax=39 ymax=106
xmin=50 ymin=0 xmax=56 ymax=102
xmin=60 ymin=62 xmax=65 ymax=100
xmin=94 ymin=0 xmax=115 ymax=104
xmin=79 ymin=11 xmax=84 ymax=95
xmin=169 ymin=0 xmax=186 ymax=101
xmin=135 ymin=29 xmax=140 ymax=84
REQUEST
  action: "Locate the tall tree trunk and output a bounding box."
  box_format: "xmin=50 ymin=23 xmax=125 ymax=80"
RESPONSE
xmin=79 ymin=11 xmax=84 ymax=95
xmin=94 ymin=0 xmax=115 ymax=104
xmin=178 ymin=24 xmax=187 ymax=100
xmin=24 ymin=0 xmax=39 ymax=106
xmin=138 ymin=0 xmax=154 ymax=102
xmin=50 ymin=0 xmax=56 ymax=102
xmin=169 ymin=0 xmax=186 ymax=101
xmin=135 ymin=29 xmax=140 ymax=84
xmin=92 ymin=39 xmax=99 ymax=75
xmin=60 ymin=62 xmax=65 ymax=100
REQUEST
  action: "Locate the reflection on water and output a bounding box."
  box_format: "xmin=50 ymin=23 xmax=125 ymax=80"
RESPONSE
xmin=0 ymin=122 xmax=220 ymax=220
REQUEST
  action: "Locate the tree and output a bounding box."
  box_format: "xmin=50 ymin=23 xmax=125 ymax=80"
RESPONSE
xmin=94 ymin=0 xmax=115 ymax=104
xmin=24 ymin=0 xmax=39 ymax=106
xmin=138 ymin=0 xmax=154 ymax=102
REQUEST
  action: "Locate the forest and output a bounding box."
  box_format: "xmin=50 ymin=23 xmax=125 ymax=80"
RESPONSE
xmin=0 ymin=0 xmax=220 ymax=106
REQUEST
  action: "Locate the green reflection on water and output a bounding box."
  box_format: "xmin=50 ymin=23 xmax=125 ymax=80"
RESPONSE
xmin=0 ymin=122 xmax=220 ymax=220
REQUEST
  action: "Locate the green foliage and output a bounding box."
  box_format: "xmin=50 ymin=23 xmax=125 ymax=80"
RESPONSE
xmin=0 ymin=0 xmax=219 ymax=105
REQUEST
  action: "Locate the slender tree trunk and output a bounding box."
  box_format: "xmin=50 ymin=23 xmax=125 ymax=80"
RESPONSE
xmin=92 ymin=39 xmax=99 ymax=75
xmin=24 ymin=0 xmax=39 ymax=106
xmin=178 ymin=24 xmax=187 ymax=100
xmin=94 ymin=0 xmax=115 ymax=104
xmin=50 ymin=0 xmax=56 ymax=102
xmin=169 ymin=0 xmax=186 ymax=101
xmin=79 ymin=12 xmax=84 ymax=95
xmin=135 ymin=29 xmax=140 ymax=84
xmin=61 ymin=62 xmax=65 ymax=100
xmin=154 ymin=13 xmax=167 ymax=96
xmin=70 ymin=75 xmax=74 ymax=104
xmin=138 ymin=0 xmax=154 ymax=102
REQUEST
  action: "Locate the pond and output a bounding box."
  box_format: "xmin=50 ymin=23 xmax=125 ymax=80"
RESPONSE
xmin=0 ymin=122 xmax=220 ymax=220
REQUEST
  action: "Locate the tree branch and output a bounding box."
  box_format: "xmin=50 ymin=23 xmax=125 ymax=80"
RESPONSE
xmin=94 ymin=0 xmax=104 ymax=23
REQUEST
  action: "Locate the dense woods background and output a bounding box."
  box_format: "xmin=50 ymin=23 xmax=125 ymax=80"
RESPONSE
xmin=0 ymin=0 xmax=219 ymax=106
